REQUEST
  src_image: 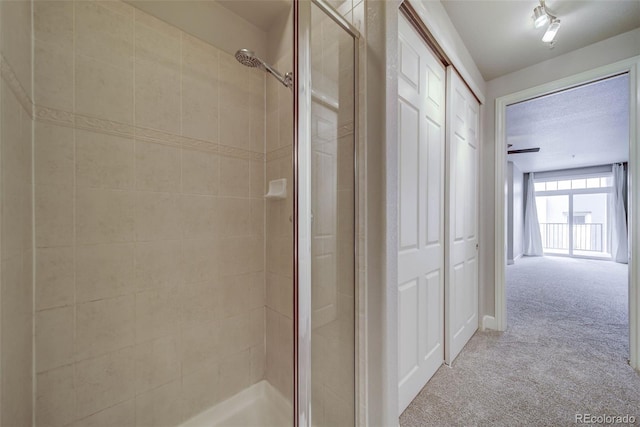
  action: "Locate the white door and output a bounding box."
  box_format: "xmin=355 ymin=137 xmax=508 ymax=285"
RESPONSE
xmin=311 ymin=102 xmax=338 ymax=328
xmin=445 ymin=67 xmax=479 ymax=365
xmin=397 ymin=15 xmax=446 ymax=413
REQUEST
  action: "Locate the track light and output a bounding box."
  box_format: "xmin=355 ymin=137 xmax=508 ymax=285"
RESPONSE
xmin=532 ymin=1 xmax=560 ymax=45
xmin=533 ymin=5 xmax=548 ymax=28
xmin=542 ymin=19 xmax=561 ymax=43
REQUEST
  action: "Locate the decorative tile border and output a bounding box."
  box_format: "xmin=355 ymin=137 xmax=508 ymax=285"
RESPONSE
xmin=0 ymin=54 xmax=33 ymax=118
xmin=34 ymin=105 xmax=265 ymax=161
xmin=267 ymin=145 xmax=292 ymax=162
xmin=135 ymin=126 xmax=183 ymax=149
xmin=2 ymin=53 xmax=273 ymax=162
xmin=77 ymin=113 xmax=136 ymax=140
xmin=181 ymin=135 xmax=218 ymax=154
xmin=220 ymin=144 xmax=264 ymax=162
xmin=35 ymin=105 xmax=74 ymax=127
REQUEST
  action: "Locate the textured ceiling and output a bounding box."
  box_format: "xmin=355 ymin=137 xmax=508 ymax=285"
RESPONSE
xmin=441 ymin=1 xmax=640 ymax=80
xmin=506 ymin=73 xmax=629 ymax=173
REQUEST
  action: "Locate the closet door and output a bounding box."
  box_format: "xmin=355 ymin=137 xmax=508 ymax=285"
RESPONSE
xmin=397 ymin=15 xmax=446 ymax=413
xmin=445 ymin=67 xmax=479 ymax=365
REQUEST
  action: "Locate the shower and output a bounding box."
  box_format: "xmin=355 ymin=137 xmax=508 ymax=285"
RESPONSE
xmin=235 ymin=48 xmax=293 ymax=88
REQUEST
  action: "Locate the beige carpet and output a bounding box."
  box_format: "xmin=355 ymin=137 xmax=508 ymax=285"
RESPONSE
xmin=400 ymin=256 xmax=640 ymax=426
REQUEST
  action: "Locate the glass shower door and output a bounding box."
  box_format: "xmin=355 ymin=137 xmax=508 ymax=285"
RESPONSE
xmin=294 ymin=1 xmax=358 ymax=425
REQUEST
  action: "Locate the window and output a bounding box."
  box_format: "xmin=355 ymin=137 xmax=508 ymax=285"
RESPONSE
xmin=534 ymin=174 xmax=613 ymax=192
xmin=533 ymin=171 xmax=612 ymax=259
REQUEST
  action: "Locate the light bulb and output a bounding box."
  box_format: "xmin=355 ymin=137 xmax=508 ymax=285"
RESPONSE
xmin=542 ymin=19 xmax=561 ymax=43
xmin=533 ymin=6 xmax=548 ymax=28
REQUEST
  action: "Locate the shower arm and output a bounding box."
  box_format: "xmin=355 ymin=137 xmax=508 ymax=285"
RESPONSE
xmin=262 ymin=62 xmax=293 ymax=89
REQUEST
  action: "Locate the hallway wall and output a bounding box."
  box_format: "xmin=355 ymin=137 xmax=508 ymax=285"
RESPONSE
xmin=507 ymin=162 xmax=523 ymax=264
xmin=480 ymin=28 xmax=640 ymax=319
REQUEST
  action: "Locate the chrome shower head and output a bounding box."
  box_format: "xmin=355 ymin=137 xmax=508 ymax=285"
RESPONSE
xmin=234 ymin=49 xmax=263 ymax=69
xmin=234 ymin=48 xmax=293 ymax=89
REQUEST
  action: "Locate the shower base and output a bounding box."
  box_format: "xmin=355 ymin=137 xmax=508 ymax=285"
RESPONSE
xmin=180 ymin=380 xmax=292 ymax=427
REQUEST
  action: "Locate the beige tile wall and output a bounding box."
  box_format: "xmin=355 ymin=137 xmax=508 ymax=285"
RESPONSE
xmin=0 ymin=0 xmax=34 ymax=425
xmin=1 ymin=0 xmax=365 ymax=425
xmin=33 ymin=2 xmax=268 ymax=425
xmin=265 ymin=46 xmax=295 ymax=403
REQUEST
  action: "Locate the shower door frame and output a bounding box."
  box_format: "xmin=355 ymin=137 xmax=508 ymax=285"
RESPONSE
xmin=293 ymin=1 xmax=361 ymax=426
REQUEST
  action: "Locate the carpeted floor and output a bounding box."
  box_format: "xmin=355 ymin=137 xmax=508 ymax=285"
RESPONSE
xmin=400 ymin=256 xmax=640 ymax=426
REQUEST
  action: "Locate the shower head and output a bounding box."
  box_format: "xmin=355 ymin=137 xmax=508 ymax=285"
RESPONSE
xmin=235 ymin=49 xmax=263 ymax=69
xmin=234 ymin=48 xmax=293 ymax=89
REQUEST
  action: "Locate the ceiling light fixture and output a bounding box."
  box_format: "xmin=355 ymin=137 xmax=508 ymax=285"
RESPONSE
xmin=542 ymin=18 xmax=561 ymax=43
xmin=532 ymin=0 xmax=560 ymax=46
xmin=532 ymin=5 xmax=548 ymax=28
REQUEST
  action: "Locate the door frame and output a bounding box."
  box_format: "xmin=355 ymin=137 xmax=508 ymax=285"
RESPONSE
xmin=494 ymin=56 xmax=640 ymax=371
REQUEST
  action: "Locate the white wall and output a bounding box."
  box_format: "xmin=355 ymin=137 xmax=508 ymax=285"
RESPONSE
xmin=481 ymin=28 xmax=640 ymax=318
xmin=376 ymin=0 xmax=399 ymax=424
xmin=507 ymin=162 xmax=523 ymax=263
xmin=513 ymin=164 xmax=524 ymax=260
xmin=507 ymin=162 xmax=514 ymax=262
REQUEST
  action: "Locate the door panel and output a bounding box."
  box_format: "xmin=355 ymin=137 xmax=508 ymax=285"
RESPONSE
xmin=311 ymin=103 xmax=338 ymax=328
xmin=445 ymin=68 xmax=479 ymax=365
xmin=397 ymin=15 xmax=446 ymax=413
xmin=399 ymin=99 xmax=420 ymax=251
xmin=398 ymin=279 xmax=419 ymax=380
xmin=307 ymin=3 xmax=356 ymax=426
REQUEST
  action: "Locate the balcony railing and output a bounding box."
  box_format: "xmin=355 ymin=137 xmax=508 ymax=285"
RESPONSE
xmin=539 ymin=222 xmax=603 ymax=252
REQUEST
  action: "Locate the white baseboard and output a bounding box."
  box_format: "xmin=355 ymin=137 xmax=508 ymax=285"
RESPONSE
xmin=481 ymin=315 xmax=497 ymax=331
xmin=507 ymin=259 xmax=514 ymax=265
xmin=514 ymin=253 xmax=522 ymax=262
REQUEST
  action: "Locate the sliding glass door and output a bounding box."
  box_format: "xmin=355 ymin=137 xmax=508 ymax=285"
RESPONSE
xmin=535 ymin=176 xmax=612 ymax=259
xmin=573 ymin=193 xmax=610 ymax=258
xmin=536 ymin=194 xmax=570 ymax=255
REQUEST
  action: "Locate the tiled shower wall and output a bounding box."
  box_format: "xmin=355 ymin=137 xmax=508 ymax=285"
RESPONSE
xmin=0 ymin=0 xmax=34 ymax=425
xmin=33 ymin=2 xmax=268 ymax=425
xmin=265 ymin=50 xmax=294 ymax=402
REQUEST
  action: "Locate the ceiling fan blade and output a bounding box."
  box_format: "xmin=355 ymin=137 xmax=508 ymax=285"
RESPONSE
xmin=508 ymin=147 xmax=541 ymax=154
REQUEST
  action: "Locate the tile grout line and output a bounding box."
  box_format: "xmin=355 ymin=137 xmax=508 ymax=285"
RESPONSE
xmin=30 ymin=0 xmax=37 ymax=425
xmin=132 ymin=6 xmax=139 ymax=424
xmin=71 ymin=0 xmax=78 ymax=423
xmin=179 ymin=28 xmax=185 ymax=419
xmin=262 ymin=67 xmax=267 ymax=384
xmin=71 ymin=2 xmax=78 ymax=422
